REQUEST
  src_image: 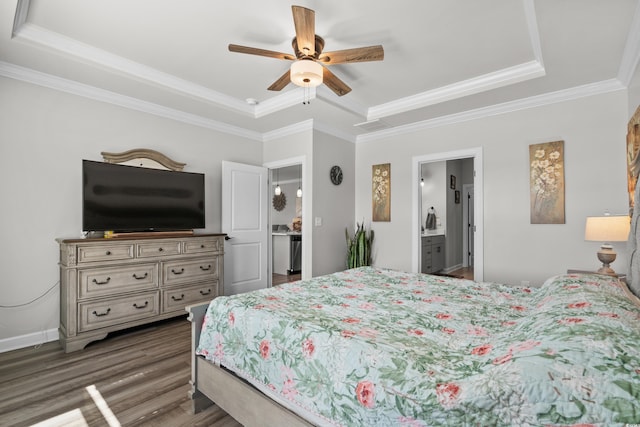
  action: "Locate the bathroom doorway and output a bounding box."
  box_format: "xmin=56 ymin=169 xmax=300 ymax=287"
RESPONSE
xmin=412 ymin=148 xmax=483 ymax=281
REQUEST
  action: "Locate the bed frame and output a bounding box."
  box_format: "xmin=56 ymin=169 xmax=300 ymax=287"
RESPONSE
xmin=186 ymin=303 xmax=314 ymax=426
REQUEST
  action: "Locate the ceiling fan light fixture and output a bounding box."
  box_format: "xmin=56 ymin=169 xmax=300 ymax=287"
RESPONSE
xmin=290 ymin=60 xmax=323 ymax=87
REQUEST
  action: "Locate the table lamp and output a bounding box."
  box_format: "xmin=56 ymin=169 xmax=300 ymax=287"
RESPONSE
xmin=584 ymin=215 xmax=630 ymax=275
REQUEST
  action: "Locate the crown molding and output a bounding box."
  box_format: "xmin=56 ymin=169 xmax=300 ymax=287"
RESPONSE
xmin=0 ymin=61 xmax=263 ymax=141
xmin=9 ymin=0 xmax=548 ymax=127
xmin=2 ymin=58 xmax=625 ymax=147
xmin=617 ymin=0 xmax=640 ymax=86
xmin=523 ymin=0 xmax=544 ymax=68
xmin=366 ymin=0 xmax=545 ymax=121
xmin=262 ymin=119 xmax=314 ymax=142
xmin=313 ymin=120 xmax=357 ymax=143
xmin=254 ymin=87 xmax=315 ymax=118
xmin=5 ymin=0 xmax=632 ymax=147
xmin=368 ymin=60 xmax=545 ymax=121
xmin=357 ymin=78 xmax=626 ymax=144
xmin=13 ymin=22 xmax=255 ymax=115
xmin=12 ymin=0 xmax=30 ymax=35
xmin=316 ymin=86 xmax=368 ymax=119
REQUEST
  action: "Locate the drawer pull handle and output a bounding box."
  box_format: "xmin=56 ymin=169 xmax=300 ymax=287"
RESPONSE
xmin=106 ymin=251 xmax=112 ymax=256
xmin=200 ymin=265 xmax=212 ymax=271
xmin=132 ymin=272 xmax=148 ymax=280
xmin=158 ymin=247 xmax=164 ymax=252
xmin=92 ymin=277 xmax=111 ymax=285
xmin=171 ymin=268 xmax=185 ymax=275
xmin=92 ymin=308 xmax=111 ymax=317
xmin=200 ymin=289 xmax=211 ymax=296
xmin=133 ymin=301 xmax=149 ymax=309
xmin=171 ymin=294 xmax=185 ymax=301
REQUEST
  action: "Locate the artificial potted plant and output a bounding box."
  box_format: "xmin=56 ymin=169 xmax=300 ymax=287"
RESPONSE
xmin=345 ymin=221 xmax=374 ymax=268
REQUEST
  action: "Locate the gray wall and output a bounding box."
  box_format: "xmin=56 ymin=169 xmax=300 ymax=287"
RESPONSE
xmin=0 ymin=74 xmax=633 ymax=349
xmin=0 ymin=76 xmax=262 ymax=344
xmin=355 ymin=90 xmax=628 ymax=286
xmin=312 ymin=130 xmax=355 ymax=276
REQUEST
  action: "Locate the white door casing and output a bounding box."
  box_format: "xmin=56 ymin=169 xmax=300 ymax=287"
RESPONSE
xmin=462 ymin=184 xmax=475 ymax=267
xmin=222 ymin=161 xmax=268 ymax=295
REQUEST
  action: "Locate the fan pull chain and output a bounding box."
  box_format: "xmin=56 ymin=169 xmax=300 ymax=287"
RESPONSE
xmin=303 ymin=83 xmax=311 ymax=105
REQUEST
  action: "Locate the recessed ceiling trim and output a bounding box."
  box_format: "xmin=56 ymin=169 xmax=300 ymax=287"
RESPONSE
xmin=254 ymin=87 xmax=316 ymax=118
xmin=368 ymin=60 xmax=546 ymax=121
xmin=13 ymin=21 xmax=254 ymax=115
xmin=0 ymin=60 xmax=263 ymax=142
xmin=263 ymin=119 xmax=314 ymax=142
xmin=523 ymin=0 xmax=544 ymax=68
xmin=316 ymin=86 xmax=368 ymax=118
xmin=357 ymin=78 xmax=625 ymax=144
xmin=12 ymin=0 xmax=30 ymax=36
xmin=617 ymin=0 xmax=640 ymax=86
xmin=313 ymin=120 xmax=357 ymax=143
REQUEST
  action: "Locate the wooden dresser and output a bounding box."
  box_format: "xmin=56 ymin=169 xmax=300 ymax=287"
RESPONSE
xmin=57 ymin=233 xmax=225 ymax=352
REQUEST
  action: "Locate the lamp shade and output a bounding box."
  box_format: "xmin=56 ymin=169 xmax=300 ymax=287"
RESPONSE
xmin=290 ymin=60 xmax=323 ymax=87
xmin=584 ymin=215 xmax=630 ymax=242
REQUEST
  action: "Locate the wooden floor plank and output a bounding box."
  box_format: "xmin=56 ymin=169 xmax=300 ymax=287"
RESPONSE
xmin=0 ymin=318 xmax=241 ymax=427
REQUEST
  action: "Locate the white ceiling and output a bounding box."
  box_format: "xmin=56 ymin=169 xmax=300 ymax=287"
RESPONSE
xmin=1 ymin=0 xmax=639 ymax=143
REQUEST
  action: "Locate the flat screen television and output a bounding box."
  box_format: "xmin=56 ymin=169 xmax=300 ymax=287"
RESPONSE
xmin=82 ymin=160 xmax=205 ymax=232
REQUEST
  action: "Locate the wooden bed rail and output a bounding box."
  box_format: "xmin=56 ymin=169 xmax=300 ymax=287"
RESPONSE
xmin=185 ymin=302 xmax=214 ymax=413
xmin=186 ymin=302 xmax=313 ymax=426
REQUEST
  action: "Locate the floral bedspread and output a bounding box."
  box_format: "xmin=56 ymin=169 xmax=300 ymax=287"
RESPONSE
xmin=196 ymin=267 xmax=640 ymax=426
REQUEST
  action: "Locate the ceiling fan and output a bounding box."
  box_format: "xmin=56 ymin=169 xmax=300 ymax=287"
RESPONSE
xmin=228 ymin=5 xmax=384 ymax=96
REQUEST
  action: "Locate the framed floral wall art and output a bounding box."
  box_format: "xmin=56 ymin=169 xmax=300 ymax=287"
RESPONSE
xmin=626 ymin=105 xmax=640 ymax=214
xmin=372 ymin=163 xmax=391 ymax=221
xmin=529 ymin=140 xmax=565 ymax=224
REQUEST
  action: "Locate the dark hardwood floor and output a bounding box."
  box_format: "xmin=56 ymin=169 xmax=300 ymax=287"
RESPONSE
xmin=448 ymin=266 xmax=474 ymax=280
xmin=0 ymin=317 xmax=241 ymax=427
xmin=272 ymin=272 xmax=301 ymax=286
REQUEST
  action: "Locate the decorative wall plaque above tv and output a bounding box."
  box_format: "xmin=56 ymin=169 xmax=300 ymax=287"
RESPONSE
xmin=82 ymin=150 xmax=205 ymax=233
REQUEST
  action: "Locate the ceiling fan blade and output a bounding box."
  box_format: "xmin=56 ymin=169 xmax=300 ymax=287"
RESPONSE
xmin=292 ymin=6 xmax=316 ymax=57
xmin=229 ymin=44 xmax=295 ymax=61
xmin=318 ymin=45 xmax=384 ymax=64
xmin=267 ymin=70 xmax=291 ymax=91
xmin=322 ymin=67 xmax=351 ymax=96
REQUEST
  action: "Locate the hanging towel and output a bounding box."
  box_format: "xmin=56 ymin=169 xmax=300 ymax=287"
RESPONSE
xmin=425 ymin=209 xmax=437 ymax=230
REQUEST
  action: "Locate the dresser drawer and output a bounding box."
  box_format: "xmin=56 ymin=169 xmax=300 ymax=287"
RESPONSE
xmin=78 ymin=264 xmax=158 ymax=299
xmin=162 ymin=281 xmax=218 ymax=313
xmin=78 ymin=291 xmax=159 ymax=332
xmin=163 ymin=257 xmax=218 ymax=286
xmin=77 ymin=243 xmax=135 ymax=263
xmin=183 ymin=238 xmax=222 ymax=254
xmin=137 ymin=241 xmax=181 ymax=258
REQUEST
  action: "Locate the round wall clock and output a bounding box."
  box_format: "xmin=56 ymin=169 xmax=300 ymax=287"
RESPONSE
xmin=330 ymin=165 xmax=343 ymax=185
xmin=272 ymin=193 xmax=287 ymax=211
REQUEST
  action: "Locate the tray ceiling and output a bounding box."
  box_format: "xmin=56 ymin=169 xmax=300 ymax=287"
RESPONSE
xmin=1 ymin=0 xmax=638 ymax=142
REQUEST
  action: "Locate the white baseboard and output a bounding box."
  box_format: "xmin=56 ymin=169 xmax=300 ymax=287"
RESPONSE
xmin=0 ymin=328 xmax=58 ymax=353
xmin=443 ymin=264 xmax=463 ymax=274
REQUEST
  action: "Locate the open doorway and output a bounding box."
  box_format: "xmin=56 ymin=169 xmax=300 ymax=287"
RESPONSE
xmin=419 ymin=159 xmax=474 ymax=279
xmin=412 ymin=148 xmax=483 ymax=281
xmin=269 ymin=163 xmax=303 ymax=286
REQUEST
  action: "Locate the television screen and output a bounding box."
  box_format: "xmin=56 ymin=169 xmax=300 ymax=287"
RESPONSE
xmin=82 ymin=160 xmax=205 ymax=232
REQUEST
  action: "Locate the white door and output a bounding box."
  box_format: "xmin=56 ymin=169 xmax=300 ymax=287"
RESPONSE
xmin=222 ymin=161 xmax=268 ymax=295
xmin=462 ymin=184 xmax=475 ymax=267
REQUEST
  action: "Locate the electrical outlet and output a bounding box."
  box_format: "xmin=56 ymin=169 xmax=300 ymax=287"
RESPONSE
xmin=315 ymin=217 xmax=322 ymax=226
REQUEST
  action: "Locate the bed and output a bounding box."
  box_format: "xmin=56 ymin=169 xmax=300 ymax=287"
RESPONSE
xmin=187 ymin=266 xmax=640 ymax=426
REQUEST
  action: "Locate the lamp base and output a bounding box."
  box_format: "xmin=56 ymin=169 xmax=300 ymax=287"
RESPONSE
xmin=596 ymin=246 xmax=617 ymax=276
